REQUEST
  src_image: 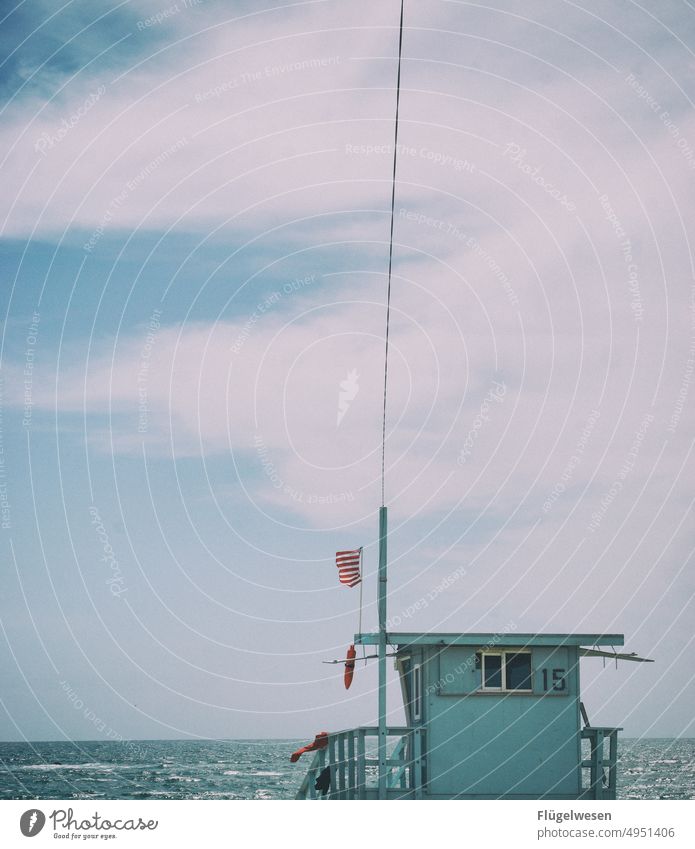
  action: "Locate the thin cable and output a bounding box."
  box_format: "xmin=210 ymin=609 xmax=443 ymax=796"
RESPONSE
xmin=381 ymin=0 xmax=405 ymax=507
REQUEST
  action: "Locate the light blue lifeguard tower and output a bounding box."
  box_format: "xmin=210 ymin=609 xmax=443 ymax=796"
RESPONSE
xmin=295 ymin=509 xmax=651 ymax=800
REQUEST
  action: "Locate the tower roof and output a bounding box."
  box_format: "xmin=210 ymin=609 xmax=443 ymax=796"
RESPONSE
xmin=355 ymin=632 xmax=624 ymax=647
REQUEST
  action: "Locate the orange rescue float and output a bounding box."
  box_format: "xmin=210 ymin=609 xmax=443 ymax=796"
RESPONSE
xmin=344 ymin=644 xmax=357 ymax=690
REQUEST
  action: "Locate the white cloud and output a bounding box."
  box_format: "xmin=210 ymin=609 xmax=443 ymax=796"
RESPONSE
xmin=2 ymin=0 xmax=693 ymax=250
xmin=1 ymin=2 xmax=693 ymax=579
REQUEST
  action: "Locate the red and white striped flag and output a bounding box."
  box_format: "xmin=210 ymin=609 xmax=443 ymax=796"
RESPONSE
xmin=336 ymin=548 xmax=362 ymax=587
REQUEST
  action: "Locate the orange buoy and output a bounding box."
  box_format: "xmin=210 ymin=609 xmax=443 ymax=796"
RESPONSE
xmin=344 ymin=644 xmax=357 ymax=690
xmin=290 ymin=731 xmax=328 ymax=763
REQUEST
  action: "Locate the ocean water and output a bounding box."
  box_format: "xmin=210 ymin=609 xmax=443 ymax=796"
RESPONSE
xmin=617 ymin=738 xmax=695 ymax=800
xmin=0 ymin=740 xmax=298 ymax=801
xmin=0 ymin=738 xmax=692 ymax=800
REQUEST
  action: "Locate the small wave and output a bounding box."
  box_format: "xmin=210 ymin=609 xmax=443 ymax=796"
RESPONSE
xmin=220 ymin=768 xmax=284 ymax=777
xmin=19 ymin=763 xmax=103 ymax=771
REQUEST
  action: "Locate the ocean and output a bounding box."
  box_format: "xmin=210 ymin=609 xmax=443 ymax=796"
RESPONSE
xmin=0 ymin=738 xmax=692 ymax=800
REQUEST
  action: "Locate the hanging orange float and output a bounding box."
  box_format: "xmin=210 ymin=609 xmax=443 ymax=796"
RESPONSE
xmin=344 ymin=643 xmax=357 ymax=690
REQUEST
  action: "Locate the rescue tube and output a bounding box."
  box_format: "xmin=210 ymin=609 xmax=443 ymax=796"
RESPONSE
xmin=344 ymin=644 xmax=357 ymax=690
xmin=290 ymin=731 xmax=328 ymax=763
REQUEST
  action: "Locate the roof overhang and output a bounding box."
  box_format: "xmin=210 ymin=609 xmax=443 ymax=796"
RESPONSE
xmin=355 ymin=632 xmax=625 ymax=648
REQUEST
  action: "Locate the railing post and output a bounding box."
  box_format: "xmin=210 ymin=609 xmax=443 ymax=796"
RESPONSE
xmin=337 ymin=733 xmax=346 ymax=799
xmin=317 ymin=747 xmax=326 ymax=800
xmin=608 ymin=731 xmax=618 ymax=800
xmin=307 ymin=767 xmax=315 ymax=800
xmin=328 ymin=734 xmax=337 ymax=800
xmin=348 ymin=731 xmax=356 ymax=798
xmin=592 ymin=729 xmax=604 ymax=800
xmin=413 ymin=727 xmax=423 ymax=799
xmin=357 ymin=729 xmax=367 ymax=799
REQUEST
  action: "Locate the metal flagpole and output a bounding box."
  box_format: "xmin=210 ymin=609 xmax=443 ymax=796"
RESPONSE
xmin=377 ymin=505 xmax=388 ymax=799
xmin=377 ymin=0 xmax=404 ymax=801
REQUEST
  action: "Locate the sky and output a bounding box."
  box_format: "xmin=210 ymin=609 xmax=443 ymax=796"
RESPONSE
xmin=0 ymin=0 xmax=694 ymax=745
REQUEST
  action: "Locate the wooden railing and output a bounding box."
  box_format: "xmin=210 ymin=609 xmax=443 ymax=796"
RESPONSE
xmin=297 ymin=725 xmax=615 ymax=799
xmin=581 ymin=727 xmax=620 ymax=799
xmin=295 ymin=726 xmax=426 ymax=799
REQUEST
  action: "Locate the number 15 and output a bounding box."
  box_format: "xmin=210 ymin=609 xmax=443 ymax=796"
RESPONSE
xmin=542 ymin=668 xmax=566 ymax=691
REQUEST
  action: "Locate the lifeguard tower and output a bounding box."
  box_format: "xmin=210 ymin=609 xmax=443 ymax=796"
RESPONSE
xmin=294 ymin=510 xmax=650 ymax=800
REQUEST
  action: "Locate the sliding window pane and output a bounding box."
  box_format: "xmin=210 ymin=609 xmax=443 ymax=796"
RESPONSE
xmin=483 ymin=654 xmax=502 ymax=688
xmin=506 ymin=653 xmax=532 ymax=690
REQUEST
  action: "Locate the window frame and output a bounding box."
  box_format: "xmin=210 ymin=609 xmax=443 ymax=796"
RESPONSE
xmin=481 ymin=652 xmax=503 ymax=691
xmin=479 ymin=649 xmax=532 ymax=693
xmin=412 ymin=663 xmax=422 ymax=720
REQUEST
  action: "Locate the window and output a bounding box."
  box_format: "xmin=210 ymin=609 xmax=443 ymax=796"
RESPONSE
xmin=506 ymin=652 xmax=532 ymax=690
xmin=480 ymin=651 xmax=532 ymax=692
xmin=482 ymin=654 xmax=502 ymax=689
xmin=412 ymin=664 xmax=422 ymax=720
